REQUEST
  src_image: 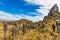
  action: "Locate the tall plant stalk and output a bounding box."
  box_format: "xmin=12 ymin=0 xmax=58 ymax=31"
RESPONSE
xmin=4 ymin=22 xmax=7 ymax=40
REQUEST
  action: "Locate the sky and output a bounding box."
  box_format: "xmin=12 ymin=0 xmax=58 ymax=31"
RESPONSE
xmin=0 ymin=0 xmax=60 ymax=22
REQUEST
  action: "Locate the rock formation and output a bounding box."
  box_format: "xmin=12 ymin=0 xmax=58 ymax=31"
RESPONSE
xmin=48 ymin=4 xmax=59 ymax=16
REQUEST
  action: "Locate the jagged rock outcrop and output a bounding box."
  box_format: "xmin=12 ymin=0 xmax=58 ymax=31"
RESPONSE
xmin=48 ymin=4 xmax=59 ymax=16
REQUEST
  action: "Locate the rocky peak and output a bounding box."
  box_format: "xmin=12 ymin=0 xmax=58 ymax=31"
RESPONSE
xmin=48 ymin=4 xmax=59 ymax=16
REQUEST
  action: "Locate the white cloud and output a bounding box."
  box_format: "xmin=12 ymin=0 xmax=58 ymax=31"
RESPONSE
xmin=36 ymin=8 xmax=49 ymax=16
xmin=0 ymin=11 xmax=22 ymax=21
xmin=21 ymin=14 xmax=44 ymax=22
xmin=24 ymin=0 xmax=60 ymax=16
xmin=0 ymin=11 xmax=44 ymax=22
xmin=14 ymin=14 xmax=23 ymax=19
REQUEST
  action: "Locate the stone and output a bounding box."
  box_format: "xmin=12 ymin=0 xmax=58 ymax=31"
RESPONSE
xmin=48 ymin=4 xmax=59 ymax=16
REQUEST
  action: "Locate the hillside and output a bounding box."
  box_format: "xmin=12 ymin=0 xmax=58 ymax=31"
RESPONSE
xmin=0 ymin=4 xmax=60 ymax=40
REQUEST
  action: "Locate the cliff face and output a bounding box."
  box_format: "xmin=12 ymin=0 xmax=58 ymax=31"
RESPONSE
xmin=0 ymin=4 xmax=60 ymax=40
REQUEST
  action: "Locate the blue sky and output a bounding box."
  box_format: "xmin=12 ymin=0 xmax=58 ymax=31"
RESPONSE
xmin=0 ymin=0 xmax=60 ymax=22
